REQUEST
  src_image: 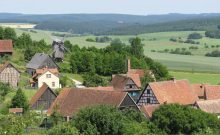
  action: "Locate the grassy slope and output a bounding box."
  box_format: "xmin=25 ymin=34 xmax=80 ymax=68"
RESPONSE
xmin=14 ymin=29 xmax=220 ymax=84
xmin=170 ymin=71 xmax=220 ymax=85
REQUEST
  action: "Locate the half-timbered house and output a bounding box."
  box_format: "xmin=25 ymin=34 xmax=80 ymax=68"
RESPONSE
xmin=137 ymin=79 xmax=199 ymax=106
xmin=30 ymin=83 xmax=57 ymax=112
xmin=0 ymin=62 xmax=20 ymax=87
xmin=111 ymin=74 xmax=141 ymax=101
xmin=47 ymin=88 xmax=139 ymax=120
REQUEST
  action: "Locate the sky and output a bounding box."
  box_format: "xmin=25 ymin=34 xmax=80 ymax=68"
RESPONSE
xmin=0 ymin=0 xmax=220 ymax=15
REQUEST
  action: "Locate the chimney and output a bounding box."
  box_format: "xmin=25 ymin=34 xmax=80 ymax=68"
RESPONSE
xmin=127 ymin=59 xmax=131 ymax=72
xmin=171 ymin=77 xmax=176 ymax=83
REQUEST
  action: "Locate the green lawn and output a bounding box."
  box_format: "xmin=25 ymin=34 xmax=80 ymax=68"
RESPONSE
xmin=170 ymin=71 xmax=220 ymax=85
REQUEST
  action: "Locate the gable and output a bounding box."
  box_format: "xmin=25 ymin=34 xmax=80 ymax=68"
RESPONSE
xmin=38 ymin=71 xmax=59 ymax=80
xmin=137 ymin=85 xmax=159 ymax=106
xmin=120 ymin=94 xmax=139 ymax=110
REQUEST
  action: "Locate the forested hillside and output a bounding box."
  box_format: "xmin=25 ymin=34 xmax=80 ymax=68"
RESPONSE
xmin=1 ymin=13 xmax=220 ymax=35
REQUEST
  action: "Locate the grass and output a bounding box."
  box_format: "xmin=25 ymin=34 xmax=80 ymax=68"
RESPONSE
xmin=170 ymin=71 xmax=220 ymax=85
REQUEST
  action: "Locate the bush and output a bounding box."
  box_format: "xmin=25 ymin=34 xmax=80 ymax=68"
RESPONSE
xmin=83 ymin=73 xmax=108 ymax=87
xmin=10 ymin=88 xmax=29 ymax=112
xmin=152 ymin=104 xmax=220 ymax=134
xmin=86 ymin=38 xmax=95 ymax=42
xmin=48 ymin=123 xmax=80 ymax=135
xmin=205 ymin=50 xmax=220 ymax=57
xmin=188 ymin=33 xmax=203 ymax=39
xmin=205 ymin=30 xmax=220 ymax=39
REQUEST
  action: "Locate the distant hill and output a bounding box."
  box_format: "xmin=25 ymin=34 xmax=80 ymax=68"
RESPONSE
xmin=0 ymin=13 xmax=220 ymax=35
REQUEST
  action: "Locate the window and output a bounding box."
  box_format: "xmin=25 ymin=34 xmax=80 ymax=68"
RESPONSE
xmin=129 ymin=85 xmax=132 ymax=88
xmin=52 ymin=82 xmax=55 ymax=87
xmin=46 ymin=74 xmax=51 ymax=78
xmin=147 ymin=98 xmax=150 ymax=103
xmin=147 ymin=89 xmax=150 ymax=94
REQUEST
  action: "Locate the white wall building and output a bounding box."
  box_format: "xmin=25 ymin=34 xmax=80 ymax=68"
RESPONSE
xmin=38 ymin=70 xmax=61 ymax=89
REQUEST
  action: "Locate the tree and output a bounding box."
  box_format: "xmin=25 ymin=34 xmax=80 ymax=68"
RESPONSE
xmin=0 ymin=26 xmax=4 ymax=39
xmin=3 ymin=27 xmax=17 ymax=41
xmin=73 ymin=105 xmax=125 ymax=135
xmin=60 ymin=75 xmax=68 ymax=87
xmin=24 ymin=47 xmax=35 ymax=61
xmin=0 ymin=83 xmax=11 ymax=102
xmin=152 ymin=104 xmax=220 ymax=134
xmin=188 ymin=33 xmax=203 ymax=39
xmin=130 ymin=37 xmax=144 ymax=58
xmin=15 ymin=33 xmax=32 ymax=48
xmin=10 ymin=88 xmax=29 ymax=111
xmin=83 ymin=72 xmax=108 ymax=87
xmin=48 ymin=123 xmax=80 ymax=135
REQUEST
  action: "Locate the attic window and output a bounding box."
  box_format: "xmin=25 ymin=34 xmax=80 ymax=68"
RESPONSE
xmin=46 ymin=74 xmax=51 ymax=78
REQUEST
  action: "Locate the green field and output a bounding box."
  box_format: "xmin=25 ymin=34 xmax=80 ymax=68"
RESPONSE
xmin=14 ymin=29 xmax=220 ymax=84
xmin=170 ymin=71 xmax=220 ymax=85
xmin=16 ymin=29 xmax=220 ymax=73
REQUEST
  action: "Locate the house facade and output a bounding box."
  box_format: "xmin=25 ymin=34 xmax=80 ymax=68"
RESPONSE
xmin=137 ymin=79 xmax=199 ymax=106
xmin=0 ymin=62 xmax=20 ymax=87
xmin=26 ymin=53 xmax=58 ymax=75
xmin=30 ymin=83 xmax=57 ymax=111
xmin=38 ymin=70 xmax=60 ymax=89
xmin=111 ymin=74 xmax=141 ymax=101
xmin=0 ymin=40 xmax=13 ymax=56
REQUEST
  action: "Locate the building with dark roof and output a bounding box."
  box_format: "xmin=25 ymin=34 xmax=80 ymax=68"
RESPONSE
xmin=26 ymin=53 xmax=58 ymax=75
xmin=52 ymin=40 xmax=67 ymax=61
xmin=30 ymin=83 xmax=57 ymax=111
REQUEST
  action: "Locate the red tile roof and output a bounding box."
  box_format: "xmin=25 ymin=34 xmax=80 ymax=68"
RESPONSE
xmin=0 ymin=40 xmax=13 ymax=53
xmin=30 ymin=83 xmax=56 ymax=106
xmin=47 ymin=88 xmax=128 ymax=117
xmin=140 ymin=104 xmax=160 ymax=118
xmin=191 ymin=84 xmax=205 ymax=98
xmin=9 ymin=108 xmax=23 ymax=113
xmin=196 ymin=99 xmax=220 ymax=114
xmin=148 ymin=80 xmax=199 ymax=105
xmin=87 ymin=86 xmax=115 ymax=91
xmin=204 ymin=85 xmax=220 ymax=100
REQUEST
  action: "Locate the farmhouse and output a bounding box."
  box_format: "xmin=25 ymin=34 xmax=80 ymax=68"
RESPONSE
xmin=47 ymin=88 xmax=139 ymax=119
xmin=0 ymin=40 xmax=13 ymax=56
xmin=30 ymin=83 xmax=57 ymax=112
xmin=51 ymin=39 xmax=67 ymax=61
xmin=30 ymin=67 xmax=59 ymax=88
xmin=26 ymin=53 xmax=58 ymax=75
xmin=0 ymin=62 xmax=20 ymax=87
xmin=111 ymin=74 xmax=141 ymax=101
xmin=137 ymin=79 xmax=199 ymax=106
xmin=195 ymin=99 xmax=220 ymax=118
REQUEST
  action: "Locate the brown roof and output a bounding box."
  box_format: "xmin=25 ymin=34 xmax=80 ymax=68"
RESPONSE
xmin=196 ymin=99 xmax=220 ymax=114
xmin=36 ymin=68 xmax=59 ymax=75
xmin=128 ymin=69 xmax=145 ymax=78
xmin=47 ymin=88 xmax=128 ymax=117
xmin=0 ymin=40 xmax=13 ymax=53
xmin=111 ymin=75 xmax=140 ymax=91
xmin=87 ymin=86 xmax=115 ymax=91
xmin=9 ymin=108 xmax=23 ymax=113
xmin=204 ymin=85 xmax=220 ymax=100
xmin=0 ymin=62 xmax=20 ymax=73
xmin=191 ymin=84 xmax=205 ymax=98
xmin=140 ymin=104 xmax=160 ymax=118
xmin=30 ymin=83 xmax=56 ymax=106
xmin=148 ymin=80 xmax=199 ymax=105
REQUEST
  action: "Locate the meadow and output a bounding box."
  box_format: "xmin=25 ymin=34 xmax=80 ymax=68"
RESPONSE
xmin=14 ymin=28 xmax=220 ymax=84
